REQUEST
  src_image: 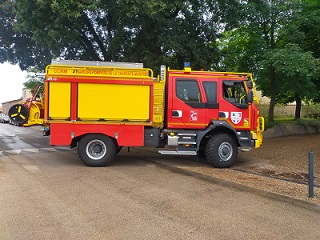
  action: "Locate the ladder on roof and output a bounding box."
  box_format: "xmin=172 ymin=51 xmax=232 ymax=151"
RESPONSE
xmin=51 ymin=59 xmax=144 ymax=68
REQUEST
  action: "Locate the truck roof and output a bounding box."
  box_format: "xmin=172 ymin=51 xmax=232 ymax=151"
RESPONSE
xmin=51 ymin=59 xmax=144 ymax=68
xmin=168 ymin=68 xmax=252 ymax=80
xmin=45 ymin=64 xmax=153 ymax=79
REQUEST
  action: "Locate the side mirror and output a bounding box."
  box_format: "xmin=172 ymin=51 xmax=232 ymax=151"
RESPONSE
xmin=246 ymin=80 xmax=253 ymax=89
xmin=247 ymin=90 xmax=253 ymax=104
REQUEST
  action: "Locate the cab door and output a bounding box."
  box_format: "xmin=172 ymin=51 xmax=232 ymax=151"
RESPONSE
xmin=218 ymin=80 xmax=251 ymax=129
xmin=203 ymin=80 xmax=220 ymax=122
xmin=167 ymin=77 xmax=207 ymax=129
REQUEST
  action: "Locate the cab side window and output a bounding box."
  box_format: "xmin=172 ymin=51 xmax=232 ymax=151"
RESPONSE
xmin=223 ymin=81 xmax=247 ymax=105
xmin=203 ymin=82 xmax=217 ymax=104
xmin=176 ymin=79 xmax=201 ymax=102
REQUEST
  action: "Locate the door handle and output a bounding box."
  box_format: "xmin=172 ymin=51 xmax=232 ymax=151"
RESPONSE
xmin=172 ymin=110 xmax=182 ymax=118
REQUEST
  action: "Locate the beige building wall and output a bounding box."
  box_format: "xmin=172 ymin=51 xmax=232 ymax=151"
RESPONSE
xmin=256 ymin=90 xmax=270 ymax=104
xmin=22 ymin=88 xmax=33 ymax=101
xmin=1 ymin=88 xmax=32 ymax=115
xmin=1 ymin=99 xmax=22 ymax=115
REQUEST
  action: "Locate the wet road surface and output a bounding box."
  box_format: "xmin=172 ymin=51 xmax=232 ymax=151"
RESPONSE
xmin=0 ymin=123 xmax=320 ymax=239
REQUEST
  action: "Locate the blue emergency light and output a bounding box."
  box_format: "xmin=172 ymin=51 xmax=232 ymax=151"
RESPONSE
xmin=184 ymin=62 xmax=191 ymax=67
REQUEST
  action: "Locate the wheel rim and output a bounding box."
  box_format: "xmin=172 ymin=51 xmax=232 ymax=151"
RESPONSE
xmin=218 ymin=142 xmax=233 ymax=161
xmin=86 ymin=139 xmax=107 ymax=160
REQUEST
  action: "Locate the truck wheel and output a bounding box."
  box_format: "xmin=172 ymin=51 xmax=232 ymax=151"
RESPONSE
xmin=205 ymin=133 xmax=238 ymax=168
xmin=78 ymin=134 xmax=116 ymax=167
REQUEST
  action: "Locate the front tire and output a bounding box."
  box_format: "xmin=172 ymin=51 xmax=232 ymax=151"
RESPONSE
xmin=205 ymin=133 xmax=238 ymax=168
xmin=78 ymin=134 xmax=116 ymax=167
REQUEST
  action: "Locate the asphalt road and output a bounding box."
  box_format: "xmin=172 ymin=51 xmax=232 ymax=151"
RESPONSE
xmin=0 ymin=123 xmax=50 ymax=152
xmin=0 ymin=123 xmax=320 ymax=239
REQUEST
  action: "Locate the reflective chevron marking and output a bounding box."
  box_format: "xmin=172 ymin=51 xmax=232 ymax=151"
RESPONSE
xmin=0 ymin=147 xmax=73 ymax=157
xmin=5 ymin=150 xmax=22 ymax=155
xmin=23 ymin=148 xmax=40 ymax=153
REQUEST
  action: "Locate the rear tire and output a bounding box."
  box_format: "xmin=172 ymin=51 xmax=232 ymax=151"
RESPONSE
xmin=205 ymin=133 xmax=238 ymax=168
xmin=78 ymin=134 xmax=116 ymax=167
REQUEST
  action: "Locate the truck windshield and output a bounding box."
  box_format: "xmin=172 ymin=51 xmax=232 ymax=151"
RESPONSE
xmin=223 ymin=81 xmax=248 ymax=108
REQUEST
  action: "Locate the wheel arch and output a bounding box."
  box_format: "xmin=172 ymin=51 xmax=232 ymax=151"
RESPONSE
xmin=70 ymin=133 xmax=119 ymax=149
xmin=197 ymin=121 xmax=239 ymax=151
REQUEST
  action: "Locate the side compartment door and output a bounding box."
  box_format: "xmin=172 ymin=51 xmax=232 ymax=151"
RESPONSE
xmin=167 ymin=77 xmax=207 ymax=129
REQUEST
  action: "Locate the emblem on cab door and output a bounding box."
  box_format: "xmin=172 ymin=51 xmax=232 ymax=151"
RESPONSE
xmin=231 ymin=112 xmax=242 ymax=124
xmin=190 ymin=110 xmax=198 ymax=121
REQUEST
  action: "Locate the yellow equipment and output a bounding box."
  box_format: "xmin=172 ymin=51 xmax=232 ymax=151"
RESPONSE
xmin=8 ymin=86 xmax=45 ymax=127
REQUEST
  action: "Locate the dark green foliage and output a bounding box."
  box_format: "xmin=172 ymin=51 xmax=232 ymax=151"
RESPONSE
xmin=1 ymin=0 xmax=319 ymax=122
xmin=219 ymin=0 xmax=320 ymax=121
xmin=23 ymin=67 xmax=44 ymax=97
xmin=0 ymin=0 xmax=53 ymax=70
xmin=1 ymin=0 xmax=241 ymax=72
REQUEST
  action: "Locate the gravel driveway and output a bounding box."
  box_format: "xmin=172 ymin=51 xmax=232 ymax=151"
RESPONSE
xmin=234 ymin=133 xmax=320 ymax=204
xmin=238 ymin=134 xmax=319 ymax=182
xmin=133 ymin=133 xmax=320 ymax=205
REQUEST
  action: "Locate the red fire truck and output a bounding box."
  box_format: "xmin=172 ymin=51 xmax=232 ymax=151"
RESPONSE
xmin=43 ymin=60 xmax=264 ymax=167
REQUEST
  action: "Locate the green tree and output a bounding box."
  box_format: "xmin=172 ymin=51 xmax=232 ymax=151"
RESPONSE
xmin=0 ymin=0 xmax=52 ymax=69
xmin=217 ymin=25 xmax=264 ymax=72
xmin=2 ymin=0 xmax=243 ymax=72
xmin=243 ymin=0 xmax=297 ymax=121
xmin=14 ymin=0 xmax=111 ymax=61
xmin=219 ymin=0 xmax=320 ymax=121
xmin=296 ymin=0 xmax=320 ymax=58
xmin=279 ymin=0 xmax=320 ymax=114
xmin=23 ymin=67 xmax=45 ymax=98
xmin=261 ymin=45 xmax=319 ymax=119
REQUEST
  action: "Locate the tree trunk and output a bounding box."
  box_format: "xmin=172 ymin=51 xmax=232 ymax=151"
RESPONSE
xmin=268 ymin=66 xmax=276 ymax=122
xmin=295 ymin=95 xmax=302 ymax=119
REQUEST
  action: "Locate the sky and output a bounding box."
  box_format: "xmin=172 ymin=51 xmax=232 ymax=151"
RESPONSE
xmin=0 ymin=62 xmax=27 ymax=105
